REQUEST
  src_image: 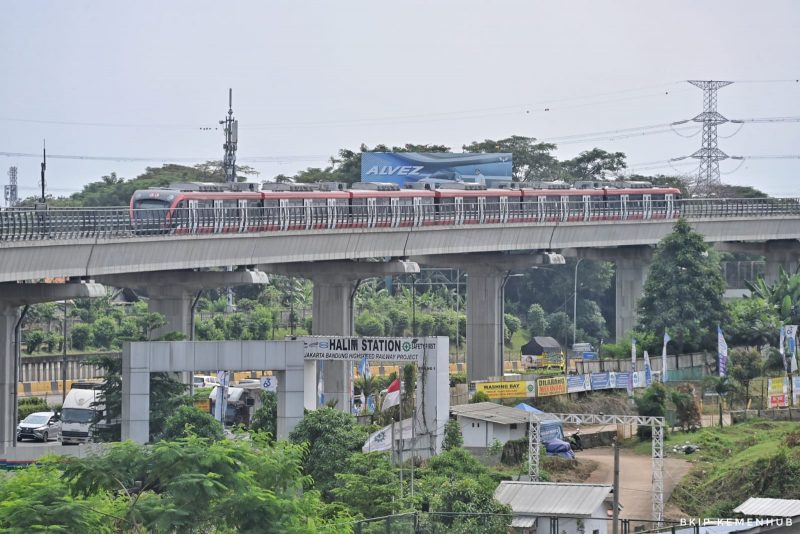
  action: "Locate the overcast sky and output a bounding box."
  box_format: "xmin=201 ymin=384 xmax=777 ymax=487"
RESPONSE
xmin=2 ymin=1 xmax=799 ymax=202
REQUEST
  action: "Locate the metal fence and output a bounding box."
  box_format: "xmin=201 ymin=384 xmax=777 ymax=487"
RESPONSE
xmin=2 ymin=197 xmax=799 ymax=242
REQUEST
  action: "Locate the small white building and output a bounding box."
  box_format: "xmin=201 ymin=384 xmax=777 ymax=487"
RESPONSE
xmin=450 ymin=402 xmax=562 ymax=450
xmin=495 ymin=481 xmax=618 ymax=534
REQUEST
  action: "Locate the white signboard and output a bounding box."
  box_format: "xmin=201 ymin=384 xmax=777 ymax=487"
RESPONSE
xmin=260 ymin=376 xmax=278 ymax=392
xmin=297 ymin=336 xmax=437 ymax=361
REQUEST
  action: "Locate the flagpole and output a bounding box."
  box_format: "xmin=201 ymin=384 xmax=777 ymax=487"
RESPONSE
xmin=398 ymin=379 xmax=403 ymax=499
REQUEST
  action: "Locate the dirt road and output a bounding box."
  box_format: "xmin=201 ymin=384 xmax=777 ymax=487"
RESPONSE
xmin=581 ymin=447 xmax=692 ymax=526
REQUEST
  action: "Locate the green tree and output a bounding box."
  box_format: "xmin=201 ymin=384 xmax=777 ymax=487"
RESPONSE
xmin=726 ymin=297 xmax=780 ymax=347
xmin=561 ymin=148 xmax=627 ymax=181
xmin=92 ymin=316 xmax=117 ymax=349
xmin=634 ymin=382 xmax=668 ymax=440
xmin=161 ymin=405 xmax=224 ymax=442
xmin=703 ymin=375 xmax=736 ymax=428
xmin=251 ymin=390 xmax=278 ymax=438
xmin=470 ymin=391 xmax=490 ymax=403
xmin=729 ymin=347 xmax=763 ymax=409
xmin=332 ymin=452 xmax=408 ymax=518
xmin=70 ymin=323 xmax=93 ymax=350
xmin=503 ymin=313 xmax=522 ymax=347
xmin=463 ymin=135 xmax=558 ymax=181
xmin=442 ymin=419 xmax=464 ymax=450
xmin=0 ymin=463 xmax=122 ymax=533
xmin=63 ymin=435 xmax=350 ymax=533
xmin=355 ymin=313 xmax=385 ymax=336
xmin=24 ymin=329 xmax=45 ymax=354
xmin=527 ymin=304 xmax=549 ymax=337
xmin=288 ymin=408 xmax=370 ymax=499
xmin=637 ymin=219 xmax=726 ymax=353
xmin=670 ymin=383 xmax=701 ymax=432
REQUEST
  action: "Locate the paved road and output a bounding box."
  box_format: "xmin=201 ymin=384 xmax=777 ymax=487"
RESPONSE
xmin=581 ymin=447 xmax=692 ymax=527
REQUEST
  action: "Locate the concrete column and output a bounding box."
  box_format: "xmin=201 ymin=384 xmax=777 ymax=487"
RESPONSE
xmin=465 ymin=269 xmax=505 ymax=383
xmin=275 ymin=343 xmax=305 ymax=439
xmin=0 ymin=305 xmax=19 ymax=452
xmin=764 ymin=250 xmax=800 ymax=286
xmin=121 ymin=343 xmax=151 ymax=443
xmin=615 ymin=252 xmax=652 ymax=342
xmin=311 ymin=277 xmax=356 ymax=411
xmin=147 ymin=287 xmax=194 ymax=340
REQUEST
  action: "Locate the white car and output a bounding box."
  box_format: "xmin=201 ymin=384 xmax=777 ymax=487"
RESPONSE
xmin=17 ymin=411 xmax=61 ymax=442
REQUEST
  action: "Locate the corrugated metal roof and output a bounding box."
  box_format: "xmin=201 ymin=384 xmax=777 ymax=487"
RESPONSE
xmin=494 ymin=481 xmax=614 ymax=518
xmin=451 ymin=402 xmax=559 ymax=425
xmin=734 ymin=497 xmax=800 ymax=518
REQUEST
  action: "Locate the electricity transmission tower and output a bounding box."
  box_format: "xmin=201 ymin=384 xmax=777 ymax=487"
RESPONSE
xmin=688 ymin=80 xmax=733 ymax=193
xmin=220 ymin=88 xmax=238 ymax=183
xmin=4 ymin=166 xmax=18 ymax=207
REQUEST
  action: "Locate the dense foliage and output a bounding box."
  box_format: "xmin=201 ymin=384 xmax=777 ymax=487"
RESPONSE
xmin=637 ymin=219 xmax=727 ymax=353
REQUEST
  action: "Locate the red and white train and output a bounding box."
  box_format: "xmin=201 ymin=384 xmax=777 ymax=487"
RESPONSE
xmin=129 ymin=180 xmax=681 ymax=233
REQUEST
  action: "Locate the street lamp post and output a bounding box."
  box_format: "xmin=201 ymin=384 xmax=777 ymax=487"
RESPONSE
xmin=573 ymin=258 xmax=585 ymax=348
xmin=501 ymin=273 xmax=524 ymax=370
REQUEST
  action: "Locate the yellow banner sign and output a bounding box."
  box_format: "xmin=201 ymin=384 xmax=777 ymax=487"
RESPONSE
xmin=537 ymin=376 xmax=567 ymax=397
xmin=476 ymin=380 xmax=536 ymax=399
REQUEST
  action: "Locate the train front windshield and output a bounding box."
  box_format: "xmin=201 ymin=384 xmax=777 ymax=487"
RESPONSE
xmin=133 ymin=199 xmax=172 ymax=210
xmin=132 ymin=197 xmax=172 ymax=230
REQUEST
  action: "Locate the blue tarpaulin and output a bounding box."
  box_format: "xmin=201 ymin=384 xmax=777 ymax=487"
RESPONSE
xmin=513 ymin=403 xmax=564 ymax=442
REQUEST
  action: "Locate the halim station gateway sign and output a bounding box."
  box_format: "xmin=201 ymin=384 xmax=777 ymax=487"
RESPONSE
xmin=297 ymin=336 xmax=437 ymax=361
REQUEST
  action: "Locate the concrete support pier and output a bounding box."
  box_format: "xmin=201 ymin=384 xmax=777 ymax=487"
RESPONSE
xmin=465 ymin=268 xmax=505 ymax=384
xmin=615 ymin=250 xmax=652 ymax=342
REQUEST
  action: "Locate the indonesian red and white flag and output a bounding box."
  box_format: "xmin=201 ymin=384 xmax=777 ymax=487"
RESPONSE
xmin=381 ymin=379 xmax=401 ymax=412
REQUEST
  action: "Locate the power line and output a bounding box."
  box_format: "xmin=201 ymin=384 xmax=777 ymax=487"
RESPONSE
xmin=0 ymin=151 xmax=330 ymax=164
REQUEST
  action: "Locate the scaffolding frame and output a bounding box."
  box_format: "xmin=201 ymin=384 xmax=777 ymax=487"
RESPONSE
xmin=528 ymin=412 xmax=665 ymax=525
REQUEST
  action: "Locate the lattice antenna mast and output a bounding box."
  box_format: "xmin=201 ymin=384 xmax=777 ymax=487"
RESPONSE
xmin=220 ymin=89 xmax=238 ymax=183
xmin=39 ymin=141 xmax=47 ymax=203
xmin=4 ymin=166 xmax=18 ymax=207
xmin=688 ymin=80 xmax=733 ymax=192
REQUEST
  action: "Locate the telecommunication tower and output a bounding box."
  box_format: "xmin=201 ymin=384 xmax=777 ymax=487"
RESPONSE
xmin=4 ymin=166 xmax=18 ymax=207
xmin=220 ymin=89 xmax=238 ymax=183
xmin=688 ymin=80 xmax=733 ymax=192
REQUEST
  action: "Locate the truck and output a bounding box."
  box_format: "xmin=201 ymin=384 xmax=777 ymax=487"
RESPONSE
xmin=59 ymin=381 xmax=103 ymax=444
xmin=521 ymin=336 xmax=566 ymax=373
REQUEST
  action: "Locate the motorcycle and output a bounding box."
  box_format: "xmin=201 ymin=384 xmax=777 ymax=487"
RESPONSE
xmin=568 ymin=429 xmax=584 ymax=452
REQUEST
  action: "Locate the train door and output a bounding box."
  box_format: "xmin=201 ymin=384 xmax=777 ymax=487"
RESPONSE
xmin=327 ymin=199 xmax=337 ymax=229
xmin=478 ymin=197 xmax=486 ymax=224
xmin=303 ymin=199 xmax=313 ymax=230
xmin=238 ymin=199 xmax=248 ymax=232
xmin=454 ymin=197 xmax=464 ymax=225
xmin=560 ymin=196 xmax=569 ymax=222
xmin=213 ymin=200 xmax=223 ymax=233
xmin=621 ymin=194 xmax=629 ymax=220
xmin=583 ymin=195 xmax=591 ymax=221
xmin=643 ymin=194 xmax=652 ymax=220
xmin=279 ymin=199 xmax=289 ymax=231
xmin=665 ymin=193 xmax=675 ymax=218
xmin=413 ymin=197 xmax=423 ymax=226
xmin=500 ymin=196 xmax=509 ymax=223
xmin=367 ymin=197 xmax=377 ymax=228
xmin=537 ymin=196 xmax=546 ymax=222
xmin=188 ymin=200 xmax=198 ymax=233
xmin=389 ymin=198 xmax=400 ymax=227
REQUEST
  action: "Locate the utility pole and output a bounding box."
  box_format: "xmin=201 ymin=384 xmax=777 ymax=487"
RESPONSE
xmin=4 ymin=166 xmax=18 ymax=207
xmin=612 ymin=438 xmax=620 ymax=534
xmin=688 ymin=80 xmax=733 ymax=193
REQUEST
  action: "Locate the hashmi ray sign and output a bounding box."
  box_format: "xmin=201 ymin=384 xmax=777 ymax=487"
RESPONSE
xmin=361 ymin=152 xmax=512 ymax=186
xmin=297 ymin=336 xmax=435 ymax=361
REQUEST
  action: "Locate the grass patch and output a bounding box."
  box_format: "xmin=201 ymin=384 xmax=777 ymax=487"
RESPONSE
xmin=663 ymin=419 xmax=800 ymax=516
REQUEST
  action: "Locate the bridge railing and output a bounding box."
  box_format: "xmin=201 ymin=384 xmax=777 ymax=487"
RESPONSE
xmin=2 ymin=197 xmax=799 ymax=242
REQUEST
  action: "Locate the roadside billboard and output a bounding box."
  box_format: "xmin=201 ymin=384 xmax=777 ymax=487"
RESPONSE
xmin=567 ymin=374 xmax=592 ymax=393
xmin=361 ymin=152 xmax=512 ymax=186
xmin=768 ymin=377 xmax=789 ymax=408
xmin=537 ymin=376 xmax=567 ymax=397
xmin=476 ymin=380 xmax=536 ymax=399
xmin=591 ymin=372 xmax=610 ymax=390
xmin=794 ymin=376 xmax=800 ymax=407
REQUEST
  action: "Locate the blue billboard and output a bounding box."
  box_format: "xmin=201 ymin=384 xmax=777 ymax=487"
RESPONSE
xmin=361 ymin=152 xmax=513 ymax=186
